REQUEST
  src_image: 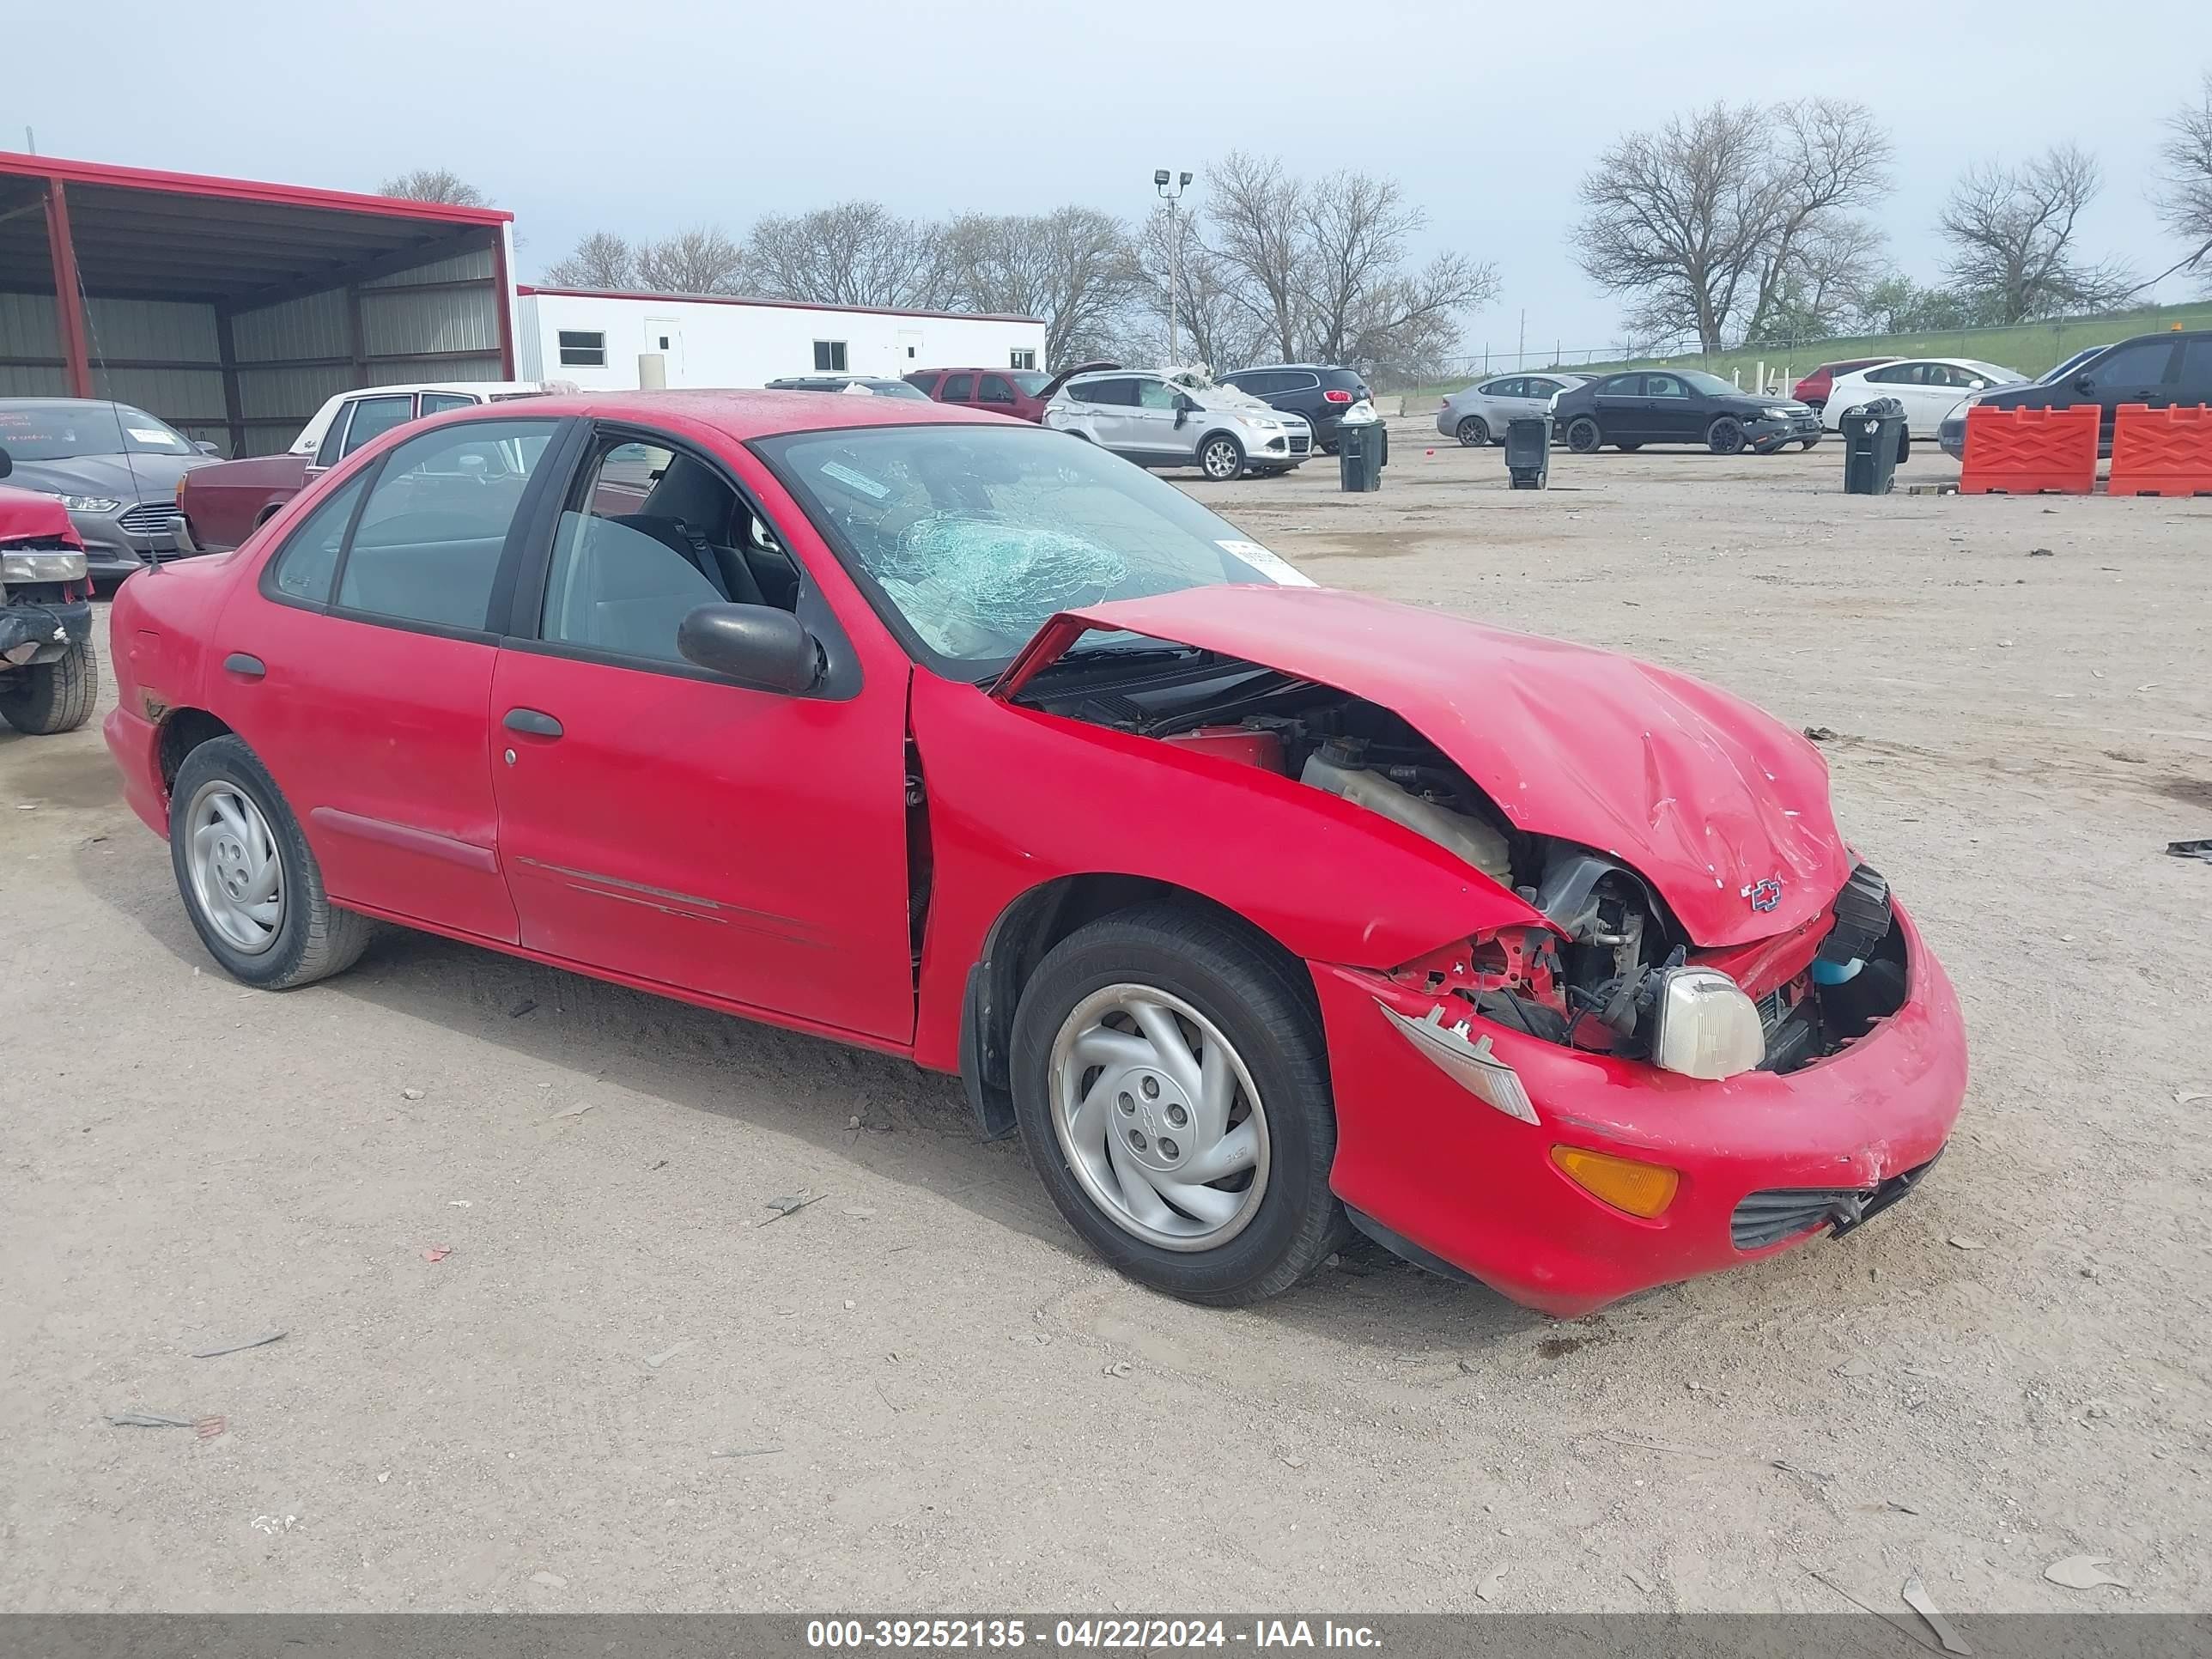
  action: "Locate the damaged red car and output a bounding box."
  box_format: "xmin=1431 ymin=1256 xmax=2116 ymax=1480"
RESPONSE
xmin=103 ymin=392 xmax=1966 ymax=1315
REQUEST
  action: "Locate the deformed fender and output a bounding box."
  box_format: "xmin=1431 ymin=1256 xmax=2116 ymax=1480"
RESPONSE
xmin=906 ymin=671 xmax=1546 ymax=1076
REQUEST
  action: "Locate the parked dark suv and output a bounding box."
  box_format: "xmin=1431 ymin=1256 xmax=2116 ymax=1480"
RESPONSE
xmin=1217 ymin=363 xmax=1370 ymax=452
xmin=1937 ymin=331 xmax=2212 ymax=459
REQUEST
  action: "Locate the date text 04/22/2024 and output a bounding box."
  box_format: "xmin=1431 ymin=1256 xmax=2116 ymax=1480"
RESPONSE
xmin=805 ymin=1620 xmax=1382 ymax=1650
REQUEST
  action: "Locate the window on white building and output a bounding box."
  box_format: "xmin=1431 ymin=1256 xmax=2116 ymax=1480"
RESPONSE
xmin=557 ymin=331 xmax=606 ymax=367
xmin=813 ymin=341 xmax=848 ymax=372
xmin=1010 ymin=348 xmax=1037 ymax=371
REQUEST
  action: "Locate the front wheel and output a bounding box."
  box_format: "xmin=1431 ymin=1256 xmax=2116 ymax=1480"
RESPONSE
xmin=170 ymin=734 xmax=374 ymax=989
xmin=0 ymin=639 xmax=96 ymax=735
xmin=1198 ymin=434 xmax=1246 ymax=481
xmin=1455 ymin=415 xmax=1490 ymax=447
xmin=1565 ymin=416 xmax=1602 ymax=453
xmin=1011 ymin=906 xmax=1348 ymax=1304
xmin=1798 ymin=439 xmax=1819 ymax=451
xmin=1707 ymin=416 xmax=1747 ymax=455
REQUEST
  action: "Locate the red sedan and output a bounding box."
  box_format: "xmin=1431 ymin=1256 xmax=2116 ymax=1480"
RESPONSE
xmin=103 ymin=391 xmax=1966 ymax=1314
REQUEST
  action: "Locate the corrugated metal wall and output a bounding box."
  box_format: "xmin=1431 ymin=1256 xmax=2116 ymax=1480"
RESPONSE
xmin=0 ymin=292 xmax=67 ymax=395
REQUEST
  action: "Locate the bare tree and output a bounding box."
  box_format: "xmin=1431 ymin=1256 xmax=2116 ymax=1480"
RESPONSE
xmin=744 ymin=202 xmax=945 ymax=309
xmin=2153 ymin=71 xmax=2212 ymax=289
xmin=1746 ymin=218 xmax=1888 ymax=344
xmin=1205 ymin=153 xmax=1308 ymax=360
xmin=379 ymin=168 xmax=490 ymax=207
xmin=1571 ymin=100 xmax=1891 ymax=353
xmin=1129 ymin=204 xmax=1265 ymax=370
xmin=937 ymin=207 xmax=1140 ymax=366
xmin=1299 ymin=170 xmax=1498 ymax=366
xmin=1939 ymin=145 xmax=2133 ymax=322
xmin=633 ymin=227 xmax=747 ymax=295
xmin=1739 ymin=100 xmax=1894 ymax=341
xmin=545 ymin=231 xmax=637 ymax=289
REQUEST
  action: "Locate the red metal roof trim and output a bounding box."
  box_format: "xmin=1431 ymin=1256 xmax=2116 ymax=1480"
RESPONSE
xmin=0 ymin=152 xmax=512 ymax=226
xmin=516 ymin=284 xmax=1042 ymax=325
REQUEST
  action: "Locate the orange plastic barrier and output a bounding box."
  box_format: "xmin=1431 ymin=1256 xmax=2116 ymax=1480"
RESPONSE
xmin=1958 ymin=404 xmax=2099 ymax=495
xmin=2108 ymin=404 xmax=2212 ymax=497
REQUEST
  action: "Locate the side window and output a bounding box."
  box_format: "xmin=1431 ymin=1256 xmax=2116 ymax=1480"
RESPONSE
xmin=313 ymin=405 xmax=353 ymax=469
xmin=2087 ymin=339 xmax=2179 ymax=386
xmin=1084 ymin=378 xmax=1138 ymax=406
xmin=419 ymin=392 xmax=477 ymax=416
xmin=557 ymin=331 xmax=605 ymax=367
xmin=1866 ymin=363 xmax=1920 ymax=385
xmin=541 ymin=435 xmax=799 ymax=665
xmin=1645 ymin=374 xmax=1688 ymax=398
xmin=340 ymin=395 xmax=416 ymax=457
xmin=1599 ymin=374 xmax=1641 ymax=396
xmin=1009 ymin=348 xmax=1037 ymax=370
xmin=1136 ymin=379 xmax=1179 ymax=410
xmin=813 ymin=340 xmax=848 ymax=372
xmin=2179 ymin=338 xmax=2212 ymax=398
xmin=978 ymin=374 xmax=1017 ymax=405
xmin=266 ymin=471 xmax=368 ymax=605
xmin=1287 ymin=373 xmax=1323 ymax=394
xmin=1525 ymin=378 xmax=1560 ymax=398
xmin=1239 ymin=372 xmax=1285 ymax=396
xmin=1482 ymin=378 xmax=1524 ymax=398
xmin=337 ymin=419 xmax=558 ymax=632
xmin=942 ymin=373 xmax=974 ymax=401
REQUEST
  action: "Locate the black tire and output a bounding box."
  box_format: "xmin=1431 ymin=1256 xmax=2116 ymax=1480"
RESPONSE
xmin=1707 ymin=416 xmax=1747 ymax=455
xmin=1617 ymin=442 xmax=1643 ymax=452
xmin=1565 ymin=416 xmax=1602 ymax=453
xmin=1197 ymin=433 xmax=1246 ymax=482
xmin=0 ymin=639 xmax=96 ymax=735
xmin=1798 ymin=438 xmax=1819 ymax=451
xmin=169 ymin=734 xmax=374 ymax=989
xmin=1455 ymin=415 xmax=1490 ymax=447
xmin=1010 ymin=905 xmax=1349 ymax=1305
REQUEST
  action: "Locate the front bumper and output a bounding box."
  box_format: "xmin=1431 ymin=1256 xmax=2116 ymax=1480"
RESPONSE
xmin=103 ymin=702 xmax=170 ymax=838
xmin=0 ymin=595 xmax=94 ymax=665
xmin=1748 ymin=413 xmax=1824 ymax=451
xmin=1313 ymin=902 xmax=1966 ymax=1317
xmin=70 ymin=507 xmax=199 ymax=580
xmin=1939 ymin=414 xmax=1967 ymax=461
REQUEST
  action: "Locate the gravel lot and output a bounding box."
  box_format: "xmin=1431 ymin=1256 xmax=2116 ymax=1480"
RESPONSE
xmin=3 ymin=429 xmax=2208 ymax=1614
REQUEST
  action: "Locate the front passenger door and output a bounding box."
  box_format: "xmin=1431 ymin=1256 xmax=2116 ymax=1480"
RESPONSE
xmin=1641 ymin=374 xmax=1700 ymax=442
xmin=2075 ymin=338 xmax=2182 ymax=447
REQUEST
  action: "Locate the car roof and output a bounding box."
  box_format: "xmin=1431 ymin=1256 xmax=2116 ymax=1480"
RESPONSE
xmin=425 ymin=387 xmax=1019 ymax=441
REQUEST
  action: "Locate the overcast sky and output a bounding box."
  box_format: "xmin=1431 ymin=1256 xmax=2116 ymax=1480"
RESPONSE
xmin=12 ymin=0 xmax=2209 ymax=361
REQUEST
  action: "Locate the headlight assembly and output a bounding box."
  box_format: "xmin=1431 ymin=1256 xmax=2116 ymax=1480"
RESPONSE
xmin=1648 ymin=966 xmax=1765 ymax=1079
xmin=54 ymin=495 xmax=123 ymax=514
xmin=1 ymin=550 xmax=88 ymax=582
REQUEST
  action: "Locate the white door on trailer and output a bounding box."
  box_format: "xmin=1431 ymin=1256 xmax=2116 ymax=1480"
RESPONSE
xmin=896 ymin=329 xmax=924 ymax=373
xmin=644 ymin=319 xmax=684 ymax=383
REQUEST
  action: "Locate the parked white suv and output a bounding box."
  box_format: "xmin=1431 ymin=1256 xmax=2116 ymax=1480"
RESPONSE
xmin=1043 ymin=371 xmax=1310 ymax=480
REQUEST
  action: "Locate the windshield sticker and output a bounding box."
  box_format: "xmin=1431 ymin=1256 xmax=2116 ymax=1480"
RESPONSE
xmin=1217 ymin=539 xmax=1316 ymax=587
xmin=128 ymin=428 xmax=177 ymax=446
xmin=818 ymin=460 xmax=890 ymax=500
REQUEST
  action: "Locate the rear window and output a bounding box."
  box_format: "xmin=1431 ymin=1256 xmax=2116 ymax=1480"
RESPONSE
xmin=1318 ymin=368 xmax=1364 ymax=387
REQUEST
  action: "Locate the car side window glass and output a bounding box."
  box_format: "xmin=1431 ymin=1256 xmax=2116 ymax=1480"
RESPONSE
xmin=2179 ymin=338 xmax=2212 ymax=397
xmin=1600 ymin=375 xmax=1639 ymax=396
xmin=978 ymin=374 xmax=1016 ymax=404
xmin=1645 ymin=374 xmax=1687 ymax=398
xmin=337 ymin=419 xmax=557 ymax=632
xmin=339 ymin=395 xmax=416 ymax=457
xmin=1526 ymin=378 xmax=1559 ymax=397
xmin=419 ymin=392 xmax=477 ymax=416
xmin=943 ymin=374 xmax=973 ymax=401
xmin=313 ymin=407 xmax=353 ymax=469
xmin=1085 ymin=379 xmax=1138 ymax=406
xmin=2087 ymin=341 xmax=2176 ymax=386
xmin=1290 ymin=374 xmax=1322 ymax=393
xmin=1136 ymin=380 xmax=1179 ymax=410
xmin=267 ymin=471 xmax=368 ymax=605
xmin=1865 ymin=364 xmax=1906 ymax=385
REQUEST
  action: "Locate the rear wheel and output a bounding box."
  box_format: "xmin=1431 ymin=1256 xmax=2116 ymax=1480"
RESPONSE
xmin=1617 ymin=442 xmax=1643 ymax=452
xmin=1455 ymin=415 xmax=1490 ymax=447
xmin=1011 ymin=906 xmax=1347 ymax=1304
xmin=1707 ymin=416 xmax=1747 ymax=455
xmin=170 ymin=735 xmax=374 ymax=989
xmin=1565 ymin=416 xmax=1602 ymax=453
xmin=1198 ymin=434 xmax=1246 ymax=482
xmin=0 ymin=639 xmax=96 ymax=735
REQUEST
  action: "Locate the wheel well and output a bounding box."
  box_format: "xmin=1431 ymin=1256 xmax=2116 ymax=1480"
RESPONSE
xmin=158 ymin=708 xmax=234 ymax=793
xmin=957 ymin=874 xmax=1307 ymax=1139
xmin=255 ymin=502 xmax=286 ymax=525
xmin=1200 ymin=428 xmax=1243 ymax=453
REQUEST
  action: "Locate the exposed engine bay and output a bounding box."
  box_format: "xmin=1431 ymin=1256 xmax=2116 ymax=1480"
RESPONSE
xmin=1018 ymin=645 xmax=1909 ymax=1077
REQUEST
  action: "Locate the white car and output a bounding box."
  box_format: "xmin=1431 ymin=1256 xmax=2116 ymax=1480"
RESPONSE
xmin=1043 ymin=371 xmax=1311 ymax=479
xmin=1820 ymin=359 xmax=2027 ymax=439
xmin=1436 ymin=373 xmax=1590 ymax=446
xmin=290 ymin=380 xmax=555 ymax=466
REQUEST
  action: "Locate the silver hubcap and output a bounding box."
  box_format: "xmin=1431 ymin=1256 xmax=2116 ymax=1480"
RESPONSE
xmin=1460 ymin=419 xmax=1485 ymax=445
xmin=1049 ymin=984 xmax=1269 ymax=1251
xmin=185 ymin=781 xmax=284 ymax=954
xmin=1202 ymin=441 xmax=1238 ymax=478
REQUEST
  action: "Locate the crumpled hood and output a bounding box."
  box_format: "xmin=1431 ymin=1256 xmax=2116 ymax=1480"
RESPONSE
xmin=0 ymin=483 xmax=81 ymax=546
xmin=997 ymin=584 xmax=1851 ymax=948
xmin=5 ymin=451 xmax=212 ymax=502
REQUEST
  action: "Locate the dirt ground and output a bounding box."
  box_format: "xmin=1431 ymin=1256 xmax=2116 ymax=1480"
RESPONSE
xmin=3 ymin=428 xmax=2208 ymax=1616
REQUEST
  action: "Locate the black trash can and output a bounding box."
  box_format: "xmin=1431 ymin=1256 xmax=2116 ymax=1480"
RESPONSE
xmin=1840 ymin=397 xmax=1908 ymax=495
xmin=1339 ymin=420 xmax=1384 ymax=492
xmin=1504 ymin=416 xmax=1553 ymax=489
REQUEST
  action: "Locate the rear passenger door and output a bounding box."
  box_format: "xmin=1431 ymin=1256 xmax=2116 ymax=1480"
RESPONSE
xmin=2077 ymin=337 xmax=2183 ymax=445
xmin=939 ymin=373 xmax=975 ymax=408
xmin=216 ymin=416 xmax=569 ymax=942
xmin=975 ymin=374 xmax=1021 ymax=416
xmin=1594 ymin=374 xmax=1649 ymax=441
xmin=1641 ymin=374 xmax=1702 ymax=442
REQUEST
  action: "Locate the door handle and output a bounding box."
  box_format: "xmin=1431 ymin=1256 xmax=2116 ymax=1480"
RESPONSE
xmin=503 ymin=708 xmax=563 ymax=738
xmin=222 ymin=652 xmax=265 ymax=679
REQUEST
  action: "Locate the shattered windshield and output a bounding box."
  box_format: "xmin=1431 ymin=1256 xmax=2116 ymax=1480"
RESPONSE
xmin=752 ymin=423 xmax=1308 ymax=675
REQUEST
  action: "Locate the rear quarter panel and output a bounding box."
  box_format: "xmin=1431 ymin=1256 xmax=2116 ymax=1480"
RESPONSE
xmin=181 ymin=453 xmax=312 ymax=550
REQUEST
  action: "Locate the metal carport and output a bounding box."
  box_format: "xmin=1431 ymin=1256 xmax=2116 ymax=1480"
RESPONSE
xmin=0 ymin=153 xmax=514 ymax=456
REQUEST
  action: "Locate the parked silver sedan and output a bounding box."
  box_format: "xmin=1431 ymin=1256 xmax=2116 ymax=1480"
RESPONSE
xmin=1437 ymin=373 xmax=1589 ymax=446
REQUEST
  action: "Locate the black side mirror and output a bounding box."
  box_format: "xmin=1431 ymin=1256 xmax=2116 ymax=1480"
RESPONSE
xmin=678 ymin=604 xmax=820 ymax=691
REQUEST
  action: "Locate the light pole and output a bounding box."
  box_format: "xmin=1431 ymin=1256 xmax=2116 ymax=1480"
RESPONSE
xmin=1155 ymin=168 xmax=1193 ymax=362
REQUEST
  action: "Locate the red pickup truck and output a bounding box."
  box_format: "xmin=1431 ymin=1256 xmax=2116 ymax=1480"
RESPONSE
xmin=179 ymin=381 xmax=548 ymax=550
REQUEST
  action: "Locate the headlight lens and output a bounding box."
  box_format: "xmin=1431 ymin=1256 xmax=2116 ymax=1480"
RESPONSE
xmin=1761 ymin=407 xmax=1796 ymax=422
xmin=0 ymin=550 xmax=88 ymax=582
xmin=54 ymin=495 xmax=124 ymax=514
xmin=1648 ymin=966 xmax=1765 ymax=1080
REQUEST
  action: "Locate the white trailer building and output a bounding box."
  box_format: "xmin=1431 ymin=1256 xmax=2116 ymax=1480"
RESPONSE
xmin=514 ymin=286 xmax=1049 ymax=391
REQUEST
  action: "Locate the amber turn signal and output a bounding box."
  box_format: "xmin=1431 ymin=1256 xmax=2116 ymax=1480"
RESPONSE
xmin=1550 ymin=1146 xmax=1680 ymax=1218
